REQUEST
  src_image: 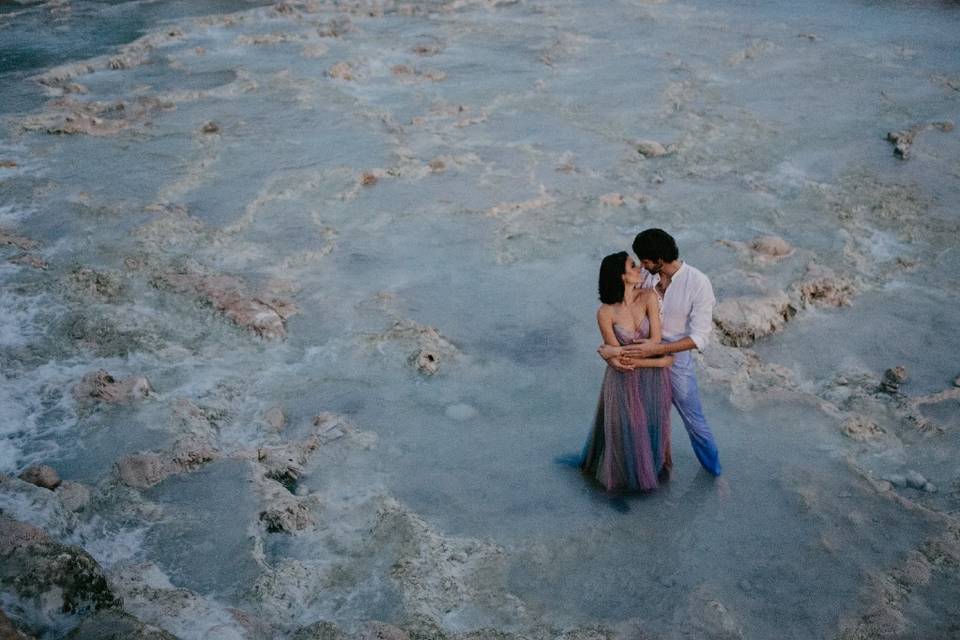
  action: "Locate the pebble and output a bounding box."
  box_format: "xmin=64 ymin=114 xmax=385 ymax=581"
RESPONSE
xmin=923 ymin=482 xmax=937 ymax=493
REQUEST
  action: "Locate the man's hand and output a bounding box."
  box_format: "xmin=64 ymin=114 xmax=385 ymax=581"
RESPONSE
xmin=619 ymin=341 xmax=660 ymax=359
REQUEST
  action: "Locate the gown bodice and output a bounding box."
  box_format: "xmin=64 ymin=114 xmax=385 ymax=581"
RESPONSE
xmin=613 ymin=317 xmax=651 ymax=346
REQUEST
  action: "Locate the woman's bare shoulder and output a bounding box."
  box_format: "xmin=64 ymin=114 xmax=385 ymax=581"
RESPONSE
xmin=596 ymin=303 xmax=615 ymax=319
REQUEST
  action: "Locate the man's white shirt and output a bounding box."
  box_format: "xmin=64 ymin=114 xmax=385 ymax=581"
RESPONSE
xmin=638 ymin=262 xmax=715 ymax=350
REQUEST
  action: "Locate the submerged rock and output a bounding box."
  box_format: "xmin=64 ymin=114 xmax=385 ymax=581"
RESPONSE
xmin=840 ymin=416 xmax=885 ymax=442
xmin=357 ymin=622 xmax=409 ymax=640
xmin=0 ymin=516 xmax=121 ymax=618
xmin=152 ymin=269 xmax=297 ymax=339
xmin=64 ymin=609 xmax=178 ymax=640
xmin=115 ymin=453 xmax=169 ymax=490
xmin=0 ymin=609 xmax=35 ymax=640
xmin=263 ymin=406 xmax=287 ymax=431
xmin=880 ymin=366 xmax=908 ymax=393
xmin=749 ymin=235 xmax=793 ymax=258
xmin=0 ymin=229 xmax=37 ymax=251
xmin=292 ymin=621 xmax=348 ymax=640
xmin=885 ymin=121 xmax=954 ymax=159
xmin=8 ymin=253 xmax=48 ymax=270
xmin=259 ymin=502 xmax=313 ymax=534
xmin=56 ymin=481 xmax=93 ymax=513
xmin=328 ymin=62 xmax=354 ymax=80
xmin=72 ymin=370 xmax=152 ymax=407
xmin=366 ymin=320 xmax=460 ymax=375
xmin=115 ymin=442 xmax=218 ymax=490
xmin=630 ymin=139 xmax=672 ymax=158
xmin=65 ymin=267 xmax=125 ymax=300
xmin=18 ymin=464 xmax=62 ymax=490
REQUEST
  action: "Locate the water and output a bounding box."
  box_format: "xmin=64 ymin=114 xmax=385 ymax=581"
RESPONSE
xmin=2 ymin=0 xmax=959 ymax=638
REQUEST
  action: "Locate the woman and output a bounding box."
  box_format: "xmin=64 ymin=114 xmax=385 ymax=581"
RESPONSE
xmin=581 ymin=252 xmax=674 ymax=492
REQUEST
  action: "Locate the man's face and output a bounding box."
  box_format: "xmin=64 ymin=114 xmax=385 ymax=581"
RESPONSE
xmin=639 ymin=258 xmax=663 ymax=274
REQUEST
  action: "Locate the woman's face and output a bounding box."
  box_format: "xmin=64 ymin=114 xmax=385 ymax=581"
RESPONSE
xmin=622 ymin=257 xmax=643 ymax=285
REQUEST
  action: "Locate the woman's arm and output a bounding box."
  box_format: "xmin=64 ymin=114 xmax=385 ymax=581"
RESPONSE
xmin=644 ymin=290 xmax=662 ymax=344
xmin=629 ymin=355 xmax=674 ymax=368
xmin=596 ymin=305 xmax=621 ymax=350
xmin=597 ymin=306 xmax=633 ymax=372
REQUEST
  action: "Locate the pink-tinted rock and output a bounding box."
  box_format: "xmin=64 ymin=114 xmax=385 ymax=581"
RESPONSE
xmin=115 ymin=440 xmax=218 ymax=490
xmin=18 ymin=465 xmax=61 ymax=491
xmin=328 ymin=62 xmax=354 ymax=80
xmin=599 ymin=193 xmax=625 ymax=207
xmin=115 ymin=454 xmax=167 ymax=489
xmin=0 ymin=229 xmax=37 ymax=251
xmin=0 ymin=517 xmax=53 ymax=557
xmin=72 ymin=370 xmax=152 ymax=406
xmin=56 ymin=481 xmax=92 ymax=512
xmin=749 ymin=235 xmax=793 ymax=258
xmin=8 ymin=253 xmax=47 ymax=270
xmin=21 ymin=97 xmax=174 ymax=137
xmin=152 ymin=269 xmax=296 ymax=339
xmin=631 ymin=139 xmax=672 ymax=157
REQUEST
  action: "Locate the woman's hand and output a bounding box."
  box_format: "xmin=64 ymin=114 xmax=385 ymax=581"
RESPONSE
xmin=597 ymin=343 xmax=623 ymax=361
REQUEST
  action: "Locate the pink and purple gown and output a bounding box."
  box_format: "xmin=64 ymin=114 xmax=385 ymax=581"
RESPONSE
xmin=581 ymin=319 xmax=673 ymax=492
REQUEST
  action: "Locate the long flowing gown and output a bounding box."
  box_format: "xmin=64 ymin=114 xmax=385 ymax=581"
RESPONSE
xmin=580 ymin=319 xmax=673 ymax=492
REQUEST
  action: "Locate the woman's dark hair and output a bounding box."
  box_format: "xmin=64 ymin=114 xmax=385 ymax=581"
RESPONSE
xmin=632 ymin=228 xmax=679 ymax=262
xmin=598 ymin=251 xmax=629 ymax=304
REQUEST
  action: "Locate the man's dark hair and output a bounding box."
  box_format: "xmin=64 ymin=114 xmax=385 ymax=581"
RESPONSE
xmin=632 ymin=228 xmax=679 ymax=262
xmin=598 ymin=251 xmax=629 ymax=304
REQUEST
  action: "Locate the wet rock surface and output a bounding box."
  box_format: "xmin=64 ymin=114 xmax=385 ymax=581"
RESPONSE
xmin=152 ymin=269 xmax=297 ymax=339
xmin=64 ymin=610 xmax=178 ymax=640
xmin=72 ymin=370 xmax=152 ymax=407
xmin=0 ymin=517 xmax=121 ymax=624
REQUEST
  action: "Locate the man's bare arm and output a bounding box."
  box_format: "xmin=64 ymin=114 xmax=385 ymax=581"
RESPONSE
xmin=620 ymin=336 xmax=698 ymax=360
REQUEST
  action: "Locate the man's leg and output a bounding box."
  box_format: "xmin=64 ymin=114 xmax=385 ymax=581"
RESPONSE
xmin=669 ymin=351 xmax=722 ymax=476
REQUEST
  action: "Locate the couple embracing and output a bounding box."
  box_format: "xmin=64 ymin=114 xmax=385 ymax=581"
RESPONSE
xmin=580 ymin=228 xmax=722 ymax=493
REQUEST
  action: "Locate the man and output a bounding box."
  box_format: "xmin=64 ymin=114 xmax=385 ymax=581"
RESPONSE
xmin=599 ymin=228 xmax=722 ymax=476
